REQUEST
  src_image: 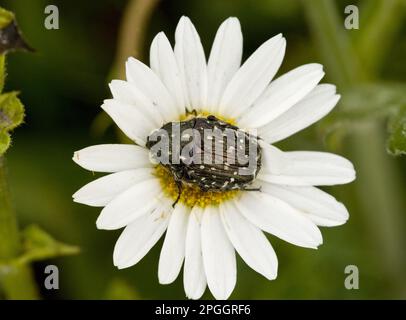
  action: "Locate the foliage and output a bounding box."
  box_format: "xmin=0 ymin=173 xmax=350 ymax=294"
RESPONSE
xmin=16 ymin=225 xmax=79 ymax=265
xmin=0 ymin=0 xmax=406 ymax=299
xmin=0 ymin=7 xmax=14 ymax=29
xmin=0 ymin=6 xmax=79 ymax=300
xmin=387 ymin=106 xmax=406 ymax=156
xmin=0 ymin=91 xmax=25 ymax=154
xmin=0 ymin=7 xmax=28 ymax=155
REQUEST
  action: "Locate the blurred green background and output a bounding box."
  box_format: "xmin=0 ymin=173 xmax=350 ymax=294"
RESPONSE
xmin=1 ymin=0 xmax=406 ymax=299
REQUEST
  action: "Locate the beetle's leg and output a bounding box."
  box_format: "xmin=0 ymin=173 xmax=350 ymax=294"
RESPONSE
xmin=172 ymin=168 xmax=185 ymax=208
xmin=191 ymin=117 xmax=197 ymax=129
xmin=172 ymin=180 xmax=182 ymax=208
xmin=199 ymin=184 xmax=210 ymax=192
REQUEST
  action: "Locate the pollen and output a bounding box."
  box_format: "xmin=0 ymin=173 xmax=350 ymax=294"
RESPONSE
xmin=154 ymin=166 xmax=240 ymax=208
xmin=179 ymin=110 xmax=236 ymax=125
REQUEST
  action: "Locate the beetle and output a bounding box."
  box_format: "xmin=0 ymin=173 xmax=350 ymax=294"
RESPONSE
xmin=146 ymin=115 xmax=262 ymax=206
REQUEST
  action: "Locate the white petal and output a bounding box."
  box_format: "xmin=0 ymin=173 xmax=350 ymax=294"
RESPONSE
xmin=158 ymin=204 xmax=189 ymax=284
xmin=207 ymin=17 xmax=243 ymax=113
xmin=258 ymin=150 xmax=356 ymax=186
xmin=239 ymin=64 xmax=325 ymax=128
xmin=201 ymin=206 xmax=236 ymax=300
xmin=183 ymin=206 xmax=206 ymax=299
xmin=96 ymin=178 xmax=163 ymax=230
xmin=101 ymin=99 xmax=156 ymax=146
xmin=259 ymin=84 xmax=340 ymax=143
xmin=218 ymin=34 xmax=286 ymax=119
xmin=220 ymin=201 xmax=278 ymax=280
xmin=125 ymin=57 xmax=178 ymax=123
xmin=109 ymin=80 xmax=164 ymax=126
xmin=73 ymin=144 xmax=151 ymax=173
xmin=260 ymin=182 xmax=349 ymax=226
xmin=113 ymin=202 xmax=171 ymax=269
xmin=236 ymin=192 xmax=323 ymax=249
xmin=150 ymin=32 xmax=186 ymax=116
xmin=257 ymin=140 xmax=289 ymax=176
xmin=73 ymin=168 xmax=153 ymax=207
xmin=175 ymin=16 xmax=207 ymax=111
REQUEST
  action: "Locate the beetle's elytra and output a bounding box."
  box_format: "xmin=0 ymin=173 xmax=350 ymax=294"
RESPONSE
xmin=146 ymin=115 xmax=262 ymax=200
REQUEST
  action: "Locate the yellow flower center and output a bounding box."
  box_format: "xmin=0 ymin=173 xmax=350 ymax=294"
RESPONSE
xmin=179 ymin=110 xmax=236 ymax=125
xmin=154 ymin=165 xmax=240 ymax=208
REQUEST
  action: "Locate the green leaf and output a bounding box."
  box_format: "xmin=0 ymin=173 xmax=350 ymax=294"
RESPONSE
xmin=0 ymin=91 xmax=24 ymax=154
xmin=104 ymin=278 xmax=140 ymax=300
xmin=0 ymin=7 xmax=14 ymax=29
xmin=339 ymin=83 xmax=406 ymax=118
xmin=16 ymin=225 xmax=80 ymax=265
xmin=0 ymin=130 xmax=10 ymax=154
xmin=0 ymin=54 xmax=5 ymax=93
xmin=318 ymin=83 xmax=406 ymax=153
xmin=321 ymin=83 xmax=406 ymax=128
xmin=0 ymin=91 xmax=25 ymax=131
xmin=387 ymin=106 xmax=406 ymax=156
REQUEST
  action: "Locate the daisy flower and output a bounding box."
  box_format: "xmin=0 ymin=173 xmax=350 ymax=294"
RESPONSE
xmin=72 ymin=16 xmax=356 ymax=300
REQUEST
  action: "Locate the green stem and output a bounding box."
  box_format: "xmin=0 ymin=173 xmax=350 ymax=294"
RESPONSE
xmin=304 ymin=0 xmax=406 ymax=297
xmin=0 ymin=158 xmax=20 ymax=257
xmin=351 ymin=125 xmax=406 ymax=294
xmin=92 ymin=0 xmax=160 ymax=140
xmin=0 ymin=54 xmax=5 ymax=93
xmin=354 ymin=0 xmax=405 ymax=76
xmin=302 ymin=0 xmax=366 ymax=89
xmin=111 ymin=0 xmax=161 ymax=80
xmin=0 ymin=263 xmax=38 ymax=299
xmin=0 ymin=157 xmax=38 ymax=299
